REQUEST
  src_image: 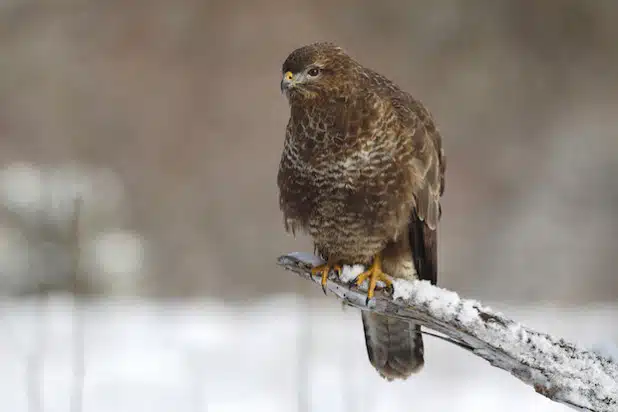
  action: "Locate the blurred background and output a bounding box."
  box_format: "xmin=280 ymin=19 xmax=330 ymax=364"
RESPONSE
xmin=0 ymin=1 xmax=617 ymax=411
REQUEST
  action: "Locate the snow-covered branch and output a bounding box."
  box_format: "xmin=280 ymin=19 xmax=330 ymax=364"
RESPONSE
xmin=277 ymin=253 xmax=618 ymax=412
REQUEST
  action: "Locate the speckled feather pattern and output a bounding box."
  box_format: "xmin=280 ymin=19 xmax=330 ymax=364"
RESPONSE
xmin=277 ymin=42 xmax=446 ymax=380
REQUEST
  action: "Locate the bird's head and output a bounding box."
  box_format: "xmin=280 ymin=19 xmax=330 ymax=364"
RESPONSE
xmin=280 ymin=42 xmax=356 ymax=102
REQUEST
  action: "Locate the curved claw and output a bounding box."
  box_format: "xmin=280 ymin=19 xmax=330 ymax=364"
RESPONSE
xmin=354 ymin=254 xmax=392 ymax=303
xmin=310 ymin=262 xmax=342 ymax=295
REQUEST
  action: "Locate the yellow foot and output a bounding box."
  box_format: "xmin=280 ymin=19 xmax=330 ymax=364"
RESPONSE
xmin=354 ymin=254 xmax=392 ymax=303
xmin=311 ymin=261 xmax=342 ymax=294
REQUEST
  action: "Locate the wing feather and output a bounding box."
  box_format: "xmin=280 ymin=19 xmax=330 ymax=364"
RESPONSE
xmin=408 ymin=127 xmax=444 ymax=286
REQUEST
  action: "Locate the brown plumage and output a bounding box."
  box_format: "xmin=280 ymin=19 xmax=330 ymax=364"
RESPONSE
xmin=277 ymin=42 xmax=446 ymax=381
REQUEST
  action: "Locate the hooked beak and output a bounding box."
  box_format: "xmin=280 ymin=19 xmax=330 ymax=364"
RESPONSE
xmin=280 ymin=71 xmax=294 ymax=94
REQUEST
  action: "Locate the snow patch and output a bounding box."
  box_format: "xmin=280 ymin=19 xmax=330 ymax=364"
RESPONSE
xmin=458 ymin=300 xmax=480 ymax=326
xmin=340 ymin=264 xmax=365 ymax=283
xmin=391 ymin=278 xmax=415 ymax=300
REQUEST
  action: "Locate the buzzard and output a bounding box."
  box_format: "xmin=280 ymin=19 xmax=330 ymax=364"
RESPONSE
xmin=277 ymin=42 xmax=446 ymax=380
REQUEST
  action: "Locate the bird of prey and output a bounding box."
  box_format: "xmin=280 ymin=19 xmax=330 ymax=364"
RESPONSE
xmin=277 ymin=42 xmax=446 ymax=380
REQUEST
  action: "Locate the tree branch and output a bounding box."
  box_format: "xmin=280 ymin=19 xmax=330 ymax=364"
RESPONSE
xmin=277 ymin=252 xmax=618 ymax=412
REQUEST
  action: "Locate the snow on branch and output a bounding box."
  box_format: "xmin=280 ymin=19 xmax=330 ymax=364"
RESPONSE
xmin=277 ymin=252 xmax=618 ymax=412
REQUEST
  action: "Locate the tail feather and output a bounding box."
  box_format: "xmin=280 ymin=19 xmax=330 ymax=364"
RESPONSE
xmin=360 ymin=204 xmax=437 ymax=380
xmin=361 ymin=311 xmax=424 ymax=381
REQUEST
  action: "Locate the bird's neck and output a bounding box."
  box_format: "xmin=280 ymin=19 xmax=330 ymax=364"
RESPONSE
xmin=289 ymin=95 xmax=349 ymax=120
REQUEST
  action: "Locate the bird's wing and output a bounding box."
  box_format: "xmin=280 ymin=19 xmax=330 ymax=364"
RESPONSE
xmin=401 ymin=101 xmax=445 ymax=286
xmin=408 ymin=204 xmax=438 ymax=285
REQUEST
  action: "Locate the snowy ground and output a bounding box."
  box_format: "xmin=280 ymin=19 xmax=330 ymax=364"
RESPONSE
xmin=0 ymin=295 xmax=615 ymax=412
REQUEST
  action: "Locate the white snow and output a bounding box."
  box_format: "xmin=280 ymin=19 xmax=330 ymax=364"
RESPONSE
xmin=392 ymin=277 xmax=467 ymax=321
xmin=0 ymin=295 xmax=614 ymax=412
xmin=458 ymin=300 xmax=481 ymax=325
xmin=391 ymin=278 xmax=416 ymax=300
xmin=340 ymin=264 xmax=365 ymax=283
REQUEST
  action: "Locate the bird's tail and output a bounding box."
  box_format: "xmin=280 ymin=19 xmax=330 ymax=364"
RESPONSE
xmin=361 ymin=311 xmax=424 ymax=380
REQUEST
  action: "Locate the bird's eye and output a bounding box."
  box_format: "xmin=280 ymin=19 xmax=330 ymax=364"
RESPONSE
xmin=307 ymin=67 xmax=321 ymax=77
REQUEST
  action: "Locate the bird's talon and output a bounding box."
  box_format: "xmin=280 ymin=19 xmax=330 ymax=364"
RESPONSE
xmin=354 ymin=254 xmax=391 ymax=301
xmin=310 ymin=262 xmax=342 ymax=294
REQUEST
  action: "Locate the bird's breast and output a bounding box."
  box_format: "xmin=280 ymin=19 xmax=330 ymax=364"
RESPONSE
xmin=279 ymin=144 xmax=411 ymax=262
